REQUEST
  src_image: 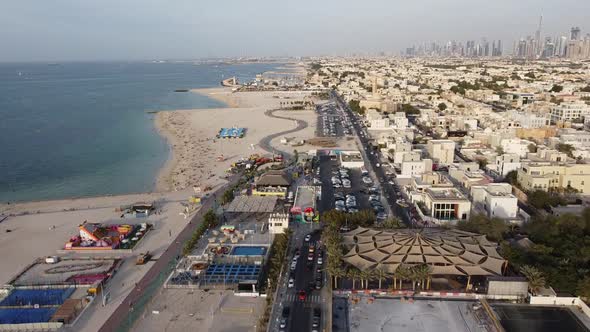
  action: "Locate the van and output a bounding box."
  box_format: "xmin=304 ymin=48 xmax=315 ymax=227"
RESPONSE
xmin=287 ymin=191 xmax=294 ymax=202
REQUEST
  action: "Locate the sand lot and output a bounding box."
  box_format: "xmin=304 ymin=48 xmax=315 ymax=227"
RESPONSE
xmin=155 ymin=89 xmax=318 ymax=192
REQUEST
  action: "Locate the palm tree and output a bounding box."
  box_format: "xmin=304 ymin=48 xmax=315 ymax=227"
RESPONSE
xmin=348 ymin=268 xmax=361 ymax=290
xmin=520 ymin=265 xmax=546 ymax=295
xmin=360 ymin=270 xmax=374 ymax=289
xmin=395 ymin=265 xmax=411 ymax=290
xmin=412 ymin=264 xmax=431 ymax=291
xmin=375 ymin=264 xmax=388 ymax=290
xmin=333 ymin=265 xmax=345 ymax=289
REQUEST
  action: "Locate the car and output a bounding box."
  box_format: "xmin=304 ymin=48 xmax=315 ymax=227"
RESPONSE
xmin=347 ymin=207 xmax=359 ymax=213
xmin=369 ymin=194 xmax=380 ymax=201
xmin=333 ymin=183 xmax=342 ymax=188
xmin=312 ymin=308 xmax=321 ymax=327
xmin=298 ymin=290 xmax=306 ymax=301
xmin=309 ymin=244 xmax=315 ymax=253
xmin=315 ymin=280 xmax=322 ymax=289
xmin=317 ymin=257 xmax=323 ymax=265
xmin=388 ymin=180 xmax=395 ymax=185
xmin=308 ymin=253 xmax=314 ymax=261
xmin=304 ymin=234 xmax=311 ymax=242
xmin=376 ymin=212 xmax=388 ymax=220
xmin=362 ymin=177 xmax=373 ymax=184
xmin=342 ymin=180 xmax=352 ymax=188
xmin=288 ymin=278 xmax=295 ymax=288
xmin=335 ymin=205 xmax=346 ymax=211
xmin=334 ymin=192 xmax=345 ymax=200
xmin=290 ymin=262 xmax=297 ymax=271
xmin=292 ymin=256 xmax=298 ymax=263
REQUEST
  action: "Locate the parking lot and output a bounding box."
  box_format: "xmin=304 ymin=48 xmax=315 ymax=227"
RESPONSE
xmin=315 ymin=154 xmax=389 ymax=222
xmin=316 ymin=103 xmax=353 ymax=137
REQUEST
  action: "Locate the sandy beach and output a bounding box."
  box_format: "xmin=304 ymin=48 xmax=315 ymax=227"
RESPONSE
xmin=154 ymin=88 xmax=319 ymax=192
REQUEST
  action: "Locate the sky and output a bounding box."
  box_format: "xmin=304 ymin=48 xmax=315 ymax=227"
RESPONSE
xmin=1 ymin=0 xmax=589 ymax=62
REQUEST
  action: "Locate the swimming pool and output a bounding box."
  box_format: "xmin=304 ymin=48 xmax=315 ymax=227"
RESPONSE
xmin=231 ymin=246 xmax=267 ymax=256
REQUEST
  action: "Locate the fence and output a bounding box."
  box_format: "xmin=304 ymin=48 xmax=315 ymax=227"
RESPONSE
xmin=114 ymin=257 xmax=178 ymax=332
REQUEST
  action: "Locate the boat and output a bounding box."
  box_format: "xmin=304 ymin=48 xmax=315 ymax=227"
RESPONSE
xmin=174 ymin=89 xmax=189 ymax=92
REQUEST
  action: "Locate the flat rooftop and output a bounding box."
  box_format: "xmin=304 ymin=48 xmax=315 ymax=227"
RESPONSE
xmin=426 ymin=189 xmax=468 ymax=201
xmin=293 ymin=186 xmax=317 ymax=210
xmin=349 ymin=298 xmax=486 ymax=332
xmin=493 ymin=304 xmax=590 ymax=332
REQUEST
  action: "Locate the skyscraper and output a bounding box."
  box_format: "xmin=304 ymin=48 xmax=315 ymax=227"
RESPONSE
xmin=571 ymin=27 xmax=581 ymax=41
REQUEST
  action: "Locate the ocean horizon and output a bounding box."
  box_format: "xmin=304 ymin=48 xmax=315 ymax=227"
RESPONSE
xmin=0 ymin=61 xmax=280 ymax=203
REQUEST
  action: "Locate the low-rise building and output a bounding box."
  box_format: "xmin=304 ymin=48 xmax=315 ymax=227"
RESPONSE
xmin=340 ymin=150 xmax=364 ymax=168
xmin=517 ymin=162 xmax=590 ymax=193
xmin=550 ymin=102 xmax=590 ymax=123
xmin=400 ymin=153 xmax=433 ymax=178
xmin=426 ymin=139 xmax=456 ymax=165
xmin=268 ymin=213 xmax=289 ymax=234
xmin=471 ymin=183 xmax=519 ymax=219
xmin=423 ymin=188 xmax=471 ymax=222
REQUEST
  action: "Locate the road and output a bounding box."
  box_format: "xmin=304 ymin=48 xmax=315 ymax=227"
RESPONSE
xmin=259 ymin=108 xmax=309 ymax=158
xmin=332 ymin=91 xmax=412 ymax=227
xmin=98 ymin=173 xmax=242 ymax=332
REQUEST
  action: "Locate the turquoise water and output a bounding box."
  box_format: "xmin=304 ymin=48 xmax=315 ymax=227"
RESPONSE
xmin=0 ymin=62 xmax=279 ymax=202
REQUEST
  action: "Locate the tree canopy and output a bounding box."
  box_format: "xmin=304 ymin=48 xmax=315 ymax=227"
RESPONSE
xmin=437 ymin=102 xmax=447 ymax=111
xmin=501 ymin=208 xmax=590 ymax=295
xmin=457 ymin=214 xmax=508 ymax=242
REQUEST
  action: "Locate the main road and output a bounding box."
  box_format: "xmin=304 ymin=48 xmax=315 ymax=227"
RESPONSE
xmin=98 ymin=173 xmax=243 ymax=332
xmin=331 ymin=91 xmax=412 ymax=227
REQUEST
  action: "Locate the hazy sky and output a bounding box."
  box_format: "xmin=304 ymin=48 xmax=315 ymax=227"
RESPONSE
xmin=1 ymin=0 xmax=589 ymax=62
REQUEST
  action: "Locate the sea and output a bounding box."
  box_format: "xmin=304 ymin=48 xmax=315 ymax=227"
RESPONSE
xmin=0 ymin=61 xmax=280 ymax=202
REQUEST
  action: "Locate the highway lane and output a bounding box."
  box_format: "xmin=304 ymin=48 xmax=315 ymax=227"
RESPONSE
xmin=98 ymin=173 xmax=242 ymax=332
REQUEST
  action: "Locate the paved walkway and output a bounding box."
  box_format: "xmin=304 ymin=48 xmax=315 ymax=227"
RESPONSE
xmin=258 ymin=109 xmax=308 ymax=158
xmin=97 ymin=173 xmax=242 ymax=332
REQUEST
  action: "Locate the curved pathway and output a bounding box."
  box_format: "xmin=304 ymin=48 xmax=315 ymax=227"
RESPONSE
xmin=258 ymin=109 xmax=309 ymax=158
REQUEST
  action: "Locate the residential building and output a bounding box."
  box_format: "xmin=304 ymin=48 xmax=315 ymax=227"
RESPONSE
xmin=268 ymin=213 xmax=289 ymax=234
xmin=550 ymin=102 xmax=590 ymax=123
xmin=494 ymin=154 xmax=521 ymax=177
xmin=517 ymin=162 xmax=590 ymax=193
xmin=400 ymin=153 xmax=433 ymax=178
xmin=471 ymin=183 xmax=518 ymax=219
xmin=426 ymin=139 xmax=456 ymax=165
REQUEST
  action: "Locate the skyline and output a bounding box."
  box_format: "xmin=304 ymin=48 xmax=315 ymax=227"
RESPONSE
xmin=0 ymin=0 xmax=589 ymax=61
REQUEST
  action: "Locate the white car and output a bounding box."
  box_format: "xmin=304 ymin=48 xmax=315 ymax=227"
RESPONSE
xmin=317 ymin=257 xmax=323 ymax=265
xmin=304 ymin=234 xmax=311 ymax=242
xmin=290 ymin=262 xmax=297 ymax=271
xmin=288 ymin=278 xmax=295 ymax=288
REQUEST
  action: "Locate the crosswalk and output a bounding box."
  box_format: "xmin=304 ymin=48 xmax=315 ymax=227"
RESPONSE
xmin=283 ymin=293 xmax=322 ymax=304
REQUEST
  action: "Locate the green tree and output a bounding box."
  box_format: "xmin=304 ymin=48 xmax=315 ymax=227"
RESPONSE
xmin=504 ymin=170 xmax=518 ymax=186
xmin=395 ymin=264 xmax=412 ymax=290
xmin=556 ymin=143 xmax=575 ymax=158
xmin=348 ymin=268 xmax=362 ymax=290
xmin=437 ymin=102 xmax=448 ymax=111
xmin=527 ymin=143 xmax=537 ymax=153
xmin=457 ymin=214 xmax=508 ymax=242
xmin=495 ymin=146 xmax=505 ymax=155
xmin=412 ymin=264 xmax=431 ymax=290
xmin=527 ymin=190 xmax=566 ymax=210
xmin=550 ymin=85 xmax=564 ymax=93
xmin=524 ymin=72 xmax=536 ymax=79
xmin=576 ymin=276 xmax=590 ymax=300
xmin=375 ymin=264 xmax=389 ymax=289
xmin=380 ymin=217 xmax=403 ymax=229
xmin=348 ymin=100 xmax=365 ymax=115
xmin=401 ymin=103 xmax=420 ymax=115
xmin=520 ymin=265 xmax=546 ymax=295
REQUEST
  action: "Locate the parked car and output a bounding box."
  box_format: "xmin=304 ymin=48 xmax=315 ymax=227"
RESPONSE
xmin=288 ymin=278 xmax=295 ymax=288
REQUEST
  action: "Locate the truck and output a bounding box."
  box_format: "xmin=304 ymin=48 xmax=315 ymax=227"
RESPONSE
xmin=136 ymin=251 xmax=152 ymax=265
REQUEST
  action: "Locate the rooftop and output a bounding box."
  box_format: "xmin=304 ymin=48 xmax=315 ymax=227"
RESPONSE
xmin=426 ymin=188 xmax=469 ymax=201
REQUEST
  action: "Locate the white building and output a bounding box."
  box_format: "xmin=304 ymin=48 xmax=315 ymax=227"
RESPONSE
xmin=426 ymin=140 xmax=456 ymax=165
xmin=507 ymin=110 xmax=551 ymax=128
xmin=389 ymin=112 xmax=409 ymax=129
xmin=500 ymin=138 xmax=533 ymax=158
xmin=550 ymin=102 xmax=590 ymax=123
xmin=494 ymin=153 xmax=521 ymax=177
xmin=400 ymin=153 xmax=433 ymax=178
xmin=268 ymin=213 xmax=289 ymax=234
xmin=340 ymin=150 xmax=365 ymax=168
xmin=471 ymin=183 xmax=518 ymax=219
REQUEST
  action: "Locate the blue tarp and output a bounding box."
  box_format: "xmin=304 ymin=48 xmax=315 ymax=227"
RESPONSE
xmin=0 ymin=288 xmax=75 ymax=307
xmin=0 ymin=308 xmax=57 ymax=324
